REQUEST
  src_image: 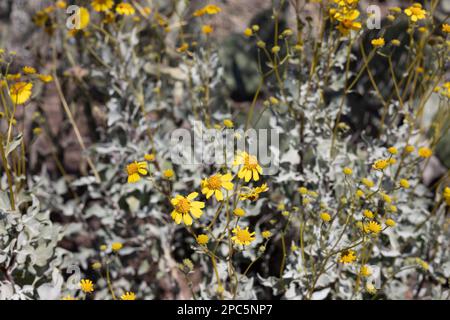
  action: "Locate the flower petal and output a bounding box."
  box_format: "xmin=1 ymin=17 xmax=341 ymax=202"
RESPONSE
xmin=187 ymin=192 xmax=199 ymax=200
xmin=183 ymin=213 xmax=193 ymax=226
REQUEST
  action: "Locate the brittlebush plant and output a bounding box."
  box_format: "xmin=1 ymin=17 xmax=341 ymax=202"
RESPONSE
xmin=0 ymin=0 xmax=449 ymax=300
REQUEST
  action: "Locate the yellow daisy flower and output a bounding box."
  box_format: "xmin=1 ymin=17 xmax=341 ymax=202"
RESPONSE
xmin=201 ymin=24 xmax=213 ymax=35
xmin=372 ymin=159 xmax=389 ymax=170
xmin=196 ymin=234 xmax=209 ymax=245
xmin=261 ymin=230 xmax=272 ymax=239
xmin=339 ymin=250 xmax=357 ymax=264
xmin=418 ymin=147 xmax=432 ymax=158
xmin=320 ymin=212 xmax=331 ymax=222
xmin=38 ymin=74 xmax=53 ymax=83
xmin=126 ymin=161 xmax=148 ymax=183
xmin=80 ymin=279 xmax=94 ymax=293
xmin=111 ymin=242 xmax=123 ymax=252
xmin=116 ymin=3 xmax=135 ymax=15
xmin=233 ymin=208 xmax=246 ymax=217
xmin=360 ymin=265 xmax=372 ymax=277
xmin=121 ymin=291 xmax=136 ymax=300
xmin=443 ymin=24 xmax=450 ymax=34
xmin=364 ymin=221 xmax=382 ymax=234
xmin=91 ymin=0 xmax=114 ymax=12
xmin=231 ymin=226 xmax=256 ymax=246
xmin=371 ymin=37 xmax=385 ymax=47
xmin=170 ymin=192 xmax=205 ymax=226
xmin=201 ymin=173 xmax=234 ymax=201
xmin=239 ymin=183 xmax=269 ymax=201
xmin=74 ymin=7 xmax=90 ymax=30
xmin=193 ymin=4 xmax=221 ymax=17
xmin=404 ymin=3 xmax=427 ymax=22
xmin=9 ymin=82 xmax=33 ymax=105
xmin=223 ymin=119 xmax=234 ymax=128
xmin=233 ymin=152 xmax=263 ymax=182
xmin=22 ymin=66 xmax=37 ymax=74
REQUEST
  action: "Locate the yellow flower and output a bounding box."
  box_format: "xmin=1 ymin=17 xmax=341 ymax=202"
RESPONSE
xmin=231 ymin=226 xmax=256 ymax=246
xmin=163 ymin=169 xmax=174 ymax=179
xmin=388 ymin=158 xmax=396 ymax=165
xmin=6 ymin=73 xmax=21 ymax=80
xmin=233 ymin=152 xmax=263 ymax=182
xmin=257 ymin=40 xmax=266 ymax=48
xmin=9 ymin=82 xmax=33 ymax=105
xmin=381 ymin=193 xmax=392 ymax=204
xmin=38 ymin=74 xmax=53 ymax=83
xmin=444 ymin=187 xmax=450 ymax=206
xmin=201 ymin=24 xmax=213 ymax=35
xmin=197 ymin=234 xmax=209 ymax=245
xmin=239 ymin=183 xmax=268 ymax=201
xmin=144 ymin=153 xmax=155 ymax=161
xmin=298 ymin=187 xmax=308 ymax=194
xmin=371 ymin=37 xmax=385 ymax=47
xmin=343 ymin=167 xmax=353 ymax=175
xmin=92 ymin=262 xmax=102 ymax=270
xmin=223 ymin=119 xmax=234 ymax=128
xmin=366 ymin=283 xmax=377 ymax=294
xmin=126 ymin=161 xmax=148 ymax=183
xmin=62 ymin=295 xmax=78 ymax=300
xmin=56 ymin=1 xmax=67 ymax=9
xmin=320 ymin=212 xmax=331 ymax=222
xmin=91 ymin=0 xmax=114 ymax=12
xmin=170 ymin=193 xmax=205 ymax=226
xmin=244 ymin=28 xmax=253 ymax=37
xmin=388 ymin=147 xmax=398 ymax=155
xmin=339 ymin=250 xmax=357 ymax=264
xmin=385 ymin=219 xmax=396 ymax=227
xmin=356 ymin=189 xmax=364 ymax=198
xmin=80 ymin=279 xmax=94 ymax=293
xmin=399 ymin=179 xmax=410 ymax=189
xmin=418 ymin=147 xmax=432 ymax=158
xmin=74 ymin=7 xmax=90 ymax=30
xmin=405 ymin=145 xmax=415 ymax=153
xmin=391 ymin=39 xmax=401 ymax=46
xmin=111 ymin=242 xmax=123 ymax=252
xmin=193 ymin=4 xmax=221 ymax=17
xmin=116 ymin=3 xmax=135 ymax=15
xmin=443 ymin=24 xmax=450 ymax=34
xmin=100 ymin=244 xmax=107 ymax=251
xmin=361 ymin=178 xmax=374 ymax=188
xmin=360 ymin=265 xmax=372 ymax=277
xmin=23 ymin=66 xmax=36 ymax=74
xmin=363 ymin=210 xmax=374 ymax=219
xmin=271 ymin=46 xmax=280 ymax=54
xmin=121 ymin=292 xmax=136 ymax=300
xmin=404 ymin=3 xmax=427 ymax=22
xmin=201 ymin=173 xmax=234 ymax=201
xmin=33 ymin=127 xmax=42 ymax=135
xmin=372 ymin=159 xmax=389 ymax=170
xmin=233 ymin=208 xmax=246 ymax=217
xmin=365 ymin=221 xmax=382 ymax=234
xmin=261 ymin=230 xmax=272 ymax=239
xmin=176 ymin=43 xmax=189 ymax=53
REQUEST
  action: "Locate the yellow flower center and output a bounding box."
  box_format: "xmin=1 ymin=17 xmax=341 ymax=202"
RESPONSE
xmin=244 ymin=155 xmax=258 ymax=170
xmin=127 ymin=162 xmax=139 ymax=175
xmin=175 ymin=198 xmax=191 ymax=214
xmin=207 ymin=175 xmax=222 ymax=190
xmin=236 ymin=229 xmax=252 ymax=242
xmin=410 ymin=7 xmax=423 ymax=16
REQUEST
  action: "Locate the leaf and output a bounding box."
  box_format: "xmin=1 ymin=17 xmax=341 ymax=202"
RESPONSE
xmin=5 ymin=134 xmax=22 ymax=157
